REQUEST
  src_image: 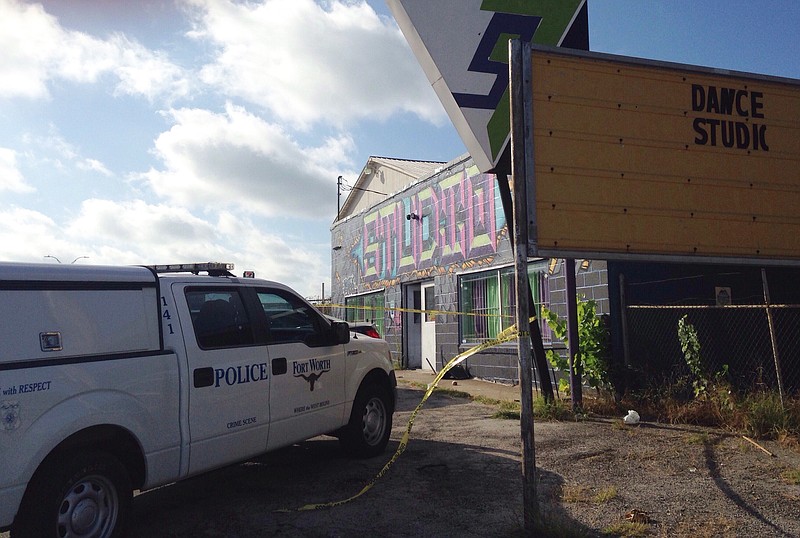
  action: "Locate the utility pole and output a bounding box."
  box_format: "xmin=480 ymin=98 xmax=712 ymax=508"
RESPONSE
xmin=337 ymin=175 xmax=342 ymax=217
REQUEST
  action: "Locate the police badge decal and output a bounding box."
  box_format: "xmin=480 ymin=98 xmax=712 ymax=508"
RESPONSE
xmin=1 ymin=401 xmax=21 ymax=431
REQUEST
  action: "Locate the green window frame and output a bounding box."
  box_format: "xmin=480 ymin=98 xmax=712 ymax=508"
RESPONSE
xmin=459 ymin=262 xmax=550 ymax=344
xmin=345 ymin=291 xmax=385 ymax=337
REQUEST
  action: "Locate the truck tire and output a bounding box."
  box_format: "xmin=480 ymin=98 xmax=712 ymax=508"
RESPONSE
xmin=12 ymin=450 xmax=131 ymax=538
xmin=341 ymin=382 xmax=393 ymax=458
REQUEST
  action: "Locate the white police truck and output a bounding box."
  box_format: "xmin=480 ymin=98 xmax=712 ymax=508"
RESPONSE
xmin=0 ymin=262 xmax=396 ymax=537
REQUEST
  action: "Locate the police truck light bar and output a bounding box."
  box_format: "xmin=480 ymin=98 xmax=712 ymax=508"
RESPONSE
xmin=147 ymin=262 xmax=234 ymax=274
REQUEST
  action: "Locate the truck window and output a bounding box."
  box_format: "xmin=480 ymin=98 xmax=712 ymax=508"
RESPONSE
xmin=258 ymin=290 xmax=324 ymax=344
xmin=186 ymin=289 xmax=255 ymax=349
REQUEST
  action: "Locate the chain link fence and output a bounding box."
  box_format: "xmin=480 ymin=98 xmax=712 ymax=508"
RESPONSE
xmin=624 ymin=304 xmax=800 ymax=397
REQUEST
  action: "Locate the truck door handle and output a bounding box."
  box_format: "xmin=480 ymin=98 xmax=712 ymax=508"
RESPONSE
xmin=193 ymin=367 xmax=214 ymax=388
xmin=272 ymin=357 xmax=287 ymax=375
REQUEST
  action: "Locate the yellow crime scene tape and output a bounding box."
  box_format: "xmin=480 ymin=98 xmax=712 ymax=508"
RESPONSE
xmin=323 ymin=302 xmax=516 ymax=321
xmin=277 ymin=321 xmax=527 ymax=513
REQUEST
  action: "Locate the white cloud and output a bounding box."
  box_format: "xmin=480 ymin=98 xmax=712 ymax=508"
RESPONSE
xmin=77 ymin=158 xmax=113 ymax=177
xmin=65 ymin=199 xmax=328 ymax=294
xmin=22 ymin=130 xmax=114 ymax=179
xmin=185 ymin=0 xmax=444 ymax=128
xmin=0 ymin=0 xmax=189 ymax=102
xmin=214 ymin=210 xmax=329 ymax=295
xmin=0 ymin=199 xmax=329 ymax=295
xmin=0 ymin=0 xmax=61 ymax=98
xmin=67 ymin=198 xmax=214 ymax=246
xmin=111 ymin=34 xmax=191 ymax=102
xmin=0 ymin=206 xmax=62 ymax=260
xmin=0 ymin=147 xmax=34 ymax=192
xmin=142 ymin=102 xmax=349 ymax=219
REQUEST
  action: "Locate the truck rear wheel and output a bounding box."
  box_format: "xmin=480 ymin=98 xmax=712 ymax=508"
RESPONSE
xmin=341 ymin=382 xmax=392 ymax=458
xmin=13 ymin=451 xmax=131 ymax=538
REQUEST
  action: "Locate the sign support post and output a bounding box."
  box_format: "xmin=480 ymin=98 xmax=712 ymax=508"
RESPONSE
xmin=510 ymin=37 xmax=539 ymax=534
xmin=565 ymin=258 xmax=583 ymax=409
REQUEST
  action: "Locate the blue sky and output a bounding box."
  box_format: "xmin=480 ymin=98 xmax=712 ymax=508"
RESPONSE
xmin=0 ymin=0 xmax=797 ymax=297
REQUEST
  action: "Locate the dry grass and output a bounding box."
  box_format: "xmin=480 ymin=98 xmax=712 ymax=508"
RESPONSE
xmin=602 ymin=520 xmax=649 ymax=537
xmin=779 ymin=431 xmax=800 ymax=453
xmin=685 ymin=432 xmax=710 ymax=445
xmin=593 ymin=486 xmax=618 ymax=503
xmin=401 ymin=374 xmax=800 ymax=446
xmin=432 ymin=387 xmax=472 ymax=399
xmin=562 ymin=484 xmax=593 ymax=503
xmin=534 ymin=395 xmax=573 ymax=421
xmin=561 ymin=484 xmax=618 ymax=504
xmin=780 ymin=468 xmax=800 ymax=485
xmin=600 ymin=388 xmax=800 ymax=443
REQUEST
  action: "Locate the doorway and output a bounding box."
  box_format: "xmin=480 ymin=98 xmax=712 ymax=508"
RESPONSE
xmin=421 ymin=282 xmax=437 ymax=372
xmin=403 ymin=281 xmax=436 ymax=371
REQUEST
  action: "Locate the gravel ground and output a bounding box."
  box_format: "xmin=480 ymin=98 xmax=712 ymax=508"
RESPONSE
xmin=4 ymin=383 xmax=799 ymax=537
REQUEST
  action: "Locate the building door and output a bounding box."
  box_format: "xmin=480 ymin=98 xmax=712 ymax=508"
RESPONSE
xmin=403 ymin=284 xmax=422 ymax=369
xmin=421 ymin=282 xmax=437 ymax=372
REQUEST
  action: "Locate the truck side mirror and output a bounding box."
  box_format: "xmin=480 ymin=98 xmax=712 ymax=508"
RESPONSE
xmin=332 ymin=321 xmax=350 ymax=345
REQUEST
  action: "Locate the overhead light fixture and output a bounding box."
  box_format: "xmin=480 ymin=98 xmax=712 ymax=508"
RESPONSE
xmin=548 ymin=258 xmax=561 ymax=275
xmin=580 ymin=259 xmax=591 ymax=271
xmin=363 ymin=167 xmax=374 ymax=175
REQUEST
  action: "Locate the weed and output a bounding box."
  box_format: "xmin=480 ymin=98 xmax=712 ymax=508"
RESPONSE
xmin=593 ymin=486 xmax=618 ymax=503
xmin=541 ymin=298 xmax=611 ymax=395
xmin=779 ymin=431 xmax=800 ymax=453
xmin=561 ymin=484 xmax=592 ymax=503
xmin=742 ymin=391 xmax=788 ymax=438
xmin=611 ymin=420 xmax=627 ymax=431
xmin=491 ymin=400 xmax=522 ymax=420
xmin=602 ymin=520 xmax=648 ymax=537
xmin=561 ymin=484 xmax=617 ymax=504
xmin=677 ymin=315 xmax=705 ymax=397
xmin=473 ymin=395 xmax=504 ymax=406
xmin=780 ymin=468 xmax=800 ymax=485
xmin=534 ymin=395 xmax=573 ymax=421
xmin=433 ymin=387 xmax=471 ymax=399
xmin=492 ymin=409 xmax=521 ymax=420
xmin=401 ymin=380 xmax=429 ymax=391
xmin=686 ymin=432 xmax=710 ymax=445
xmin=583 ymin=394 xmax=622 ymax=417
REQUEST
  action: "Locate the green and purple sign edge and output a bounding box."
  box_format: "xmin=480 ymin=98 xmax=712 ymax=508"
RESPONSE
xmin=386 ymin=0 xmax=588 ymax=172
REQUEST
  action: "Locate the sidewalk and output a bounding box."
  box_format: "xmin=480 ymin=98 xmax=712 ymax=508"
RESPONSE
xmin=395 ymin=368 xmax=523 ymax=403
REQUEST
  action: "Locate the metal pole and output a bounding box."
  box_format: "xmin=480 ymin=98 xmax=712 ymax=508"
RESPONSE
xmin=510 ymin=37 xmax=539 ymax=534
xmin=761 ymin=268 xmax=785 ymax=406
xmin=618 ymin=273 xmax=633 ymax=396
xmin=565 ymin=259 xmax=583 ymax=409
xmin=337 ymin=176 xmax=342 ymax=217
xmin=619 ymin=273 xmax=632 ymax=369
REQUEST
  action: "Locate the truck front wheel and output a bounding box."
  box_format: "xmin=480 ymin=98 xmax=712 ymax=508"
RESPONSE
xmin=341 ymin=382 xmax=393 ymax=458
xmin=13 ymin=451 xmax=131 ymax=538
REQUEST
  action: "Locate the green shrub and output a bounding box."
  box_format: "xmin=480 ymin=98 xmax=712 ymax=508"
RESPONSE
xmin=541 ymin=299 xmax=610 ymax=395
xmin=533 ymin=395 xmax=572 ymax=421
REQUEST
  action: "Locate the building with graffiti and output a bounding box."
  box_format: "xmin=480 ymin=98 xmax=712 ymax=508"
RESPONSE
xmin=331 ymin=154 xmax=609 ymax=383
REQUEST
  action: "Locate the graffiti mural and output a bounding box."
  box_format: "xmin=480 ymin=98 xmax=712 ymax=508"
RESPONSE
xmin=355 ymin=168 xmax=506 ymax=283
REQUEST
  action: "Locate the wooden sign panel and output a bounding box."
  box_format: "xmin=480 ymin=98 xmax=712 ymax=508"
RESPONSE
xmin=528 ymin=47 xmax=800 ymax=262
